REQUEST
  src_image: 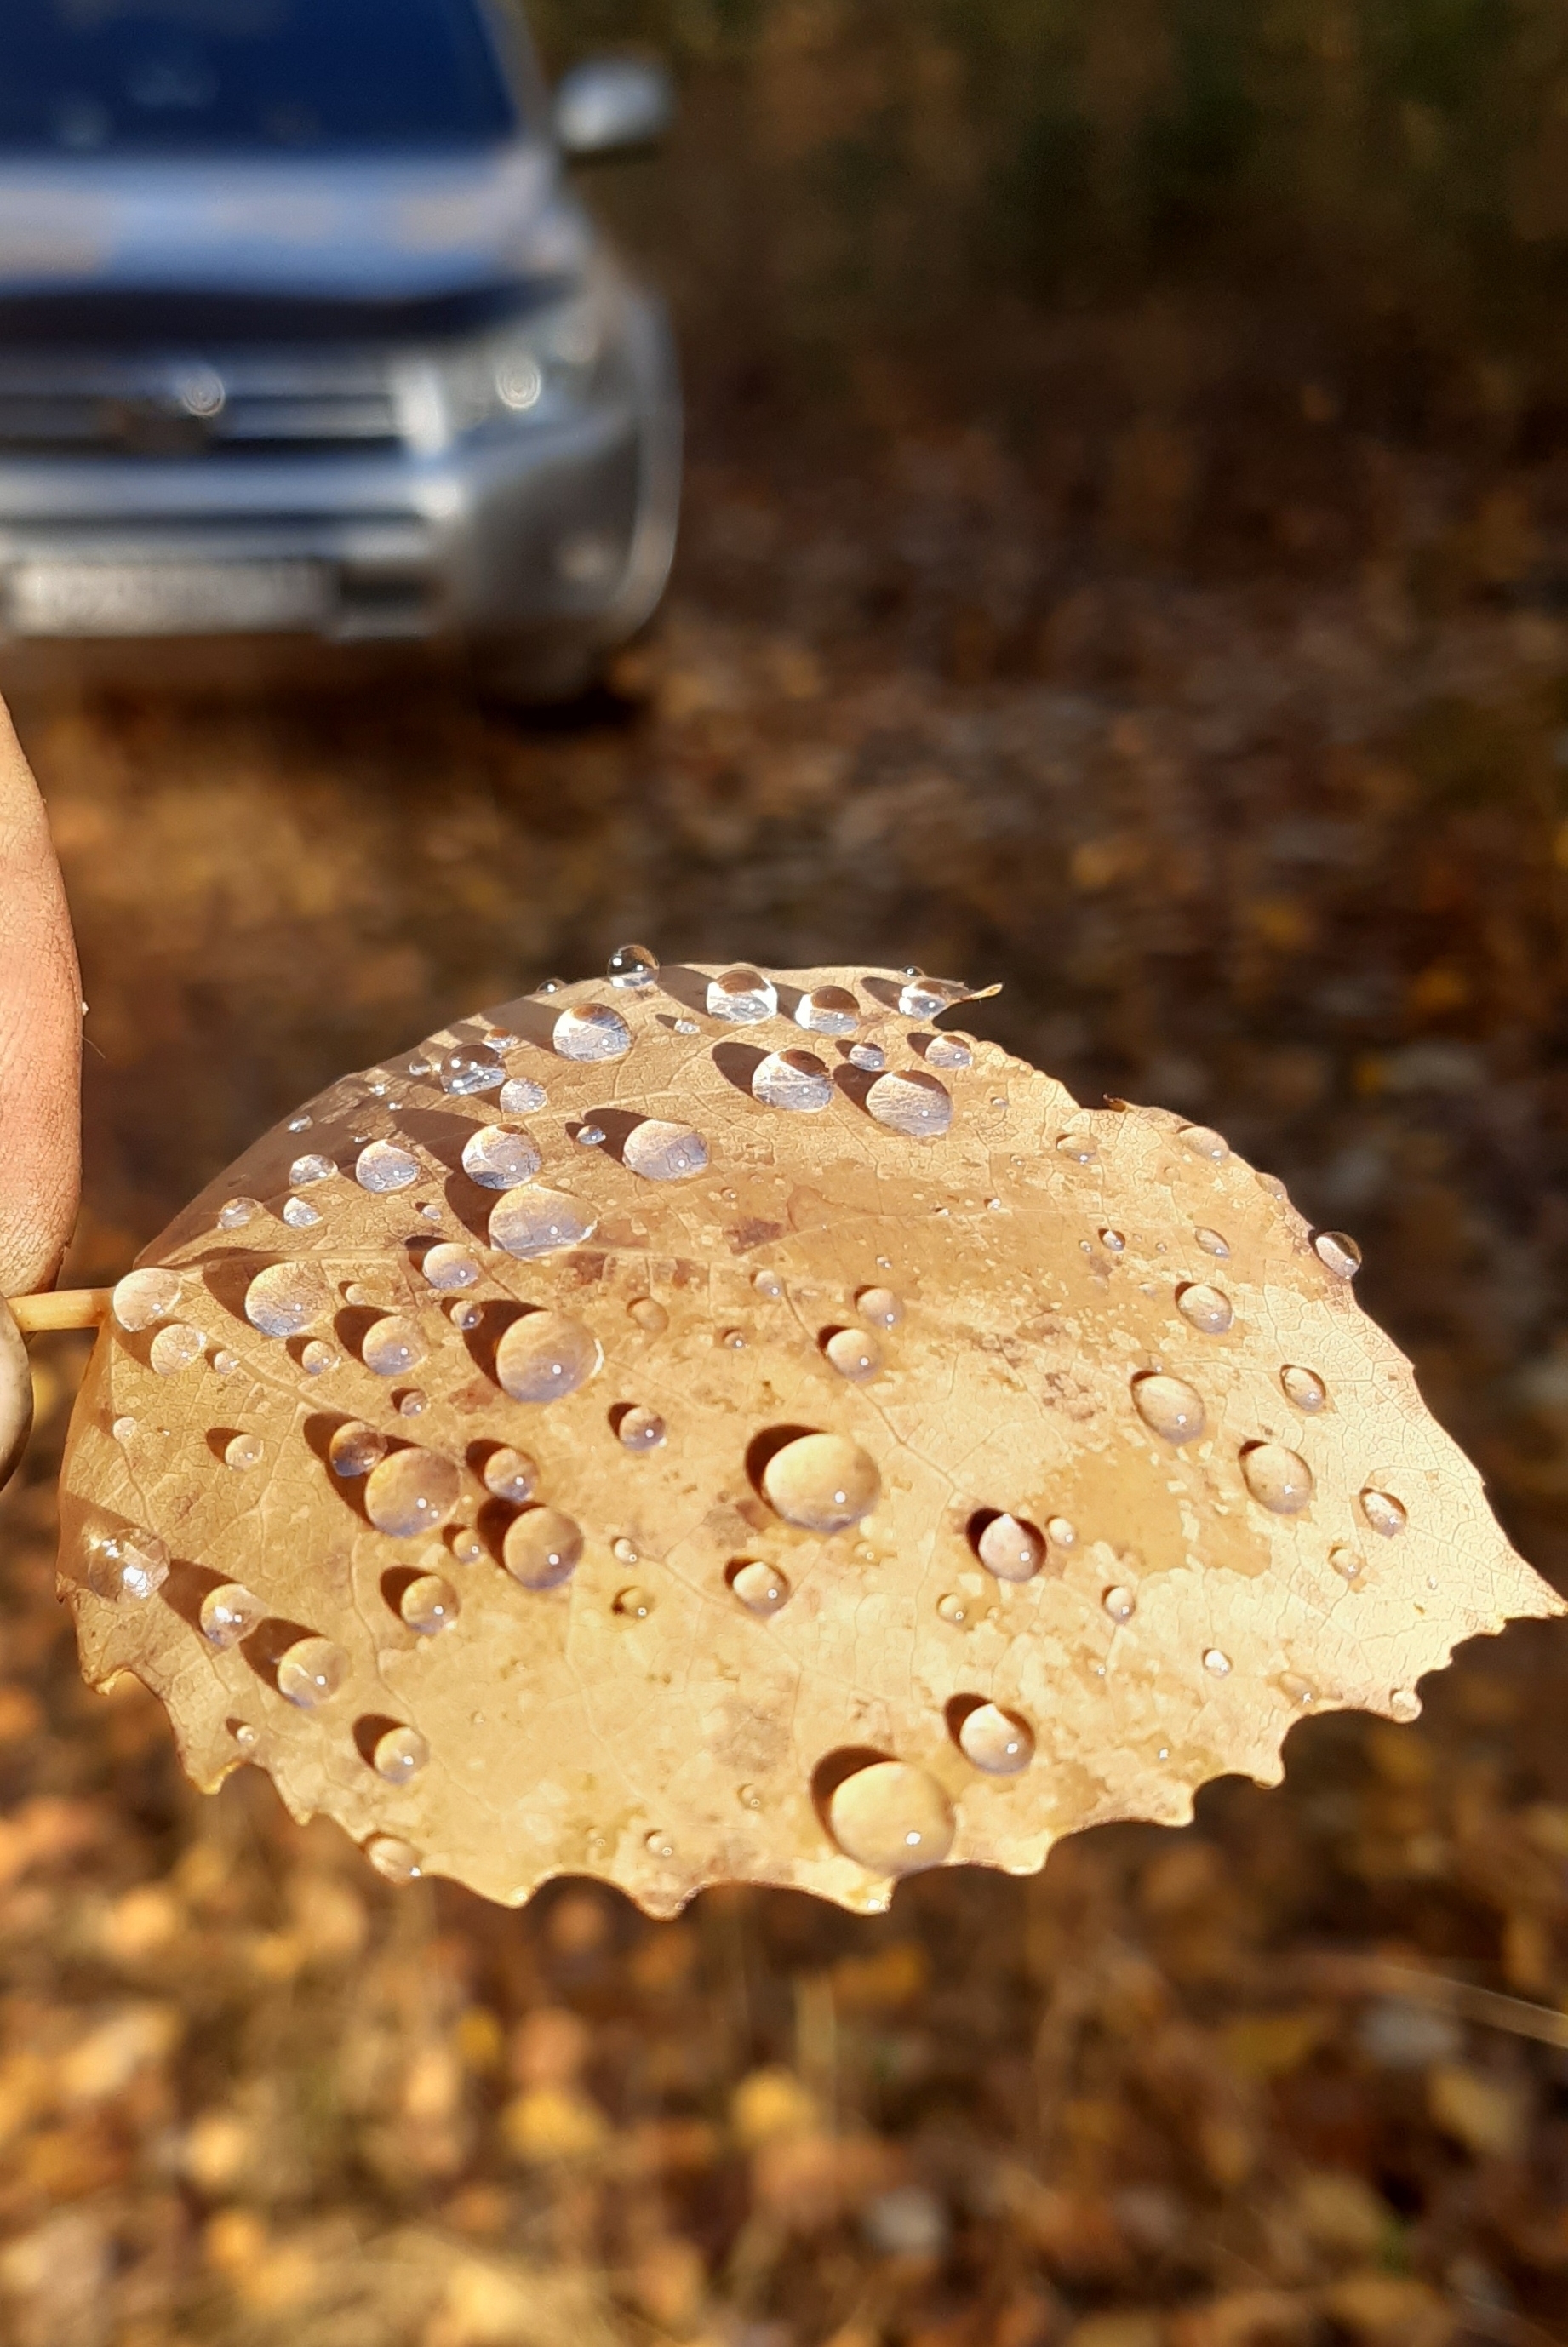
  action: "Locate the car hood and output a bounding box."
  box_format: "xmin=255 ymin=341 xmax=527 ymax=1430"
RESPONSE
xmin=0 ymin=144 xmax=588 ymax=301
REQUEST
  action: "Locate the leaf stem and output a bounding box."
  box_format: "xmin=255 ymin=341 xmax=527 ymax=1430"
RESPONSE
xmin=9 ymin=1289 xmax=112 ymax=1335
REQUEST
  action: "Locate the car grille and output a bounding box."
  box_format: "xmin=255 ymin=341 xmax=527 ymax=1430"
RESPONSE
xmin=0 ymin=351 xmax=404 ymax=457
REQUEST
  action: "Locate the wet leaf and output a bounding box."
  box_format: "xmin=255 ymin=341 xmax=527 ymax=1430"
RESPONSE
xmin=55 ymin=964 xmax=1561 ymax=1915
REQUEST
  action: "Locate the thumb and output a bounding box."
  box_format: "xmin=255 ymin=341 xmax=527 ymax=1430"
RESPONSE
xmin=0 ymin=701 xmax=80 ymax=1296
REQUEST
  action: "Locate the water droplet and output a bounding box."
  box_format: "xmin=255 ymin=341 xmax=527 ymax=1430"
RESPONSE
xmin=1055 ymin=1130 xmax=1097 ymax=1163
xmin=1203 ymin=1647 xmax=1232 ymax=1677
xmin=461 ymin=1125 xmax=541 ymax=1191
xmin=1195 ymin=1227 xmax=1230 ymax=1257
xmin=149 ymin=1321 xmax=206 ymax=1375
xmin=1102 ymin=1585 xmax=1136 ymax=1623
xmin=719 ymin=1328 xmax=747 ymax=1350
xmin=449 ymin=1528 xmax=484 ymax=1564
xmin=730 ymin=1559 xmax=791 ymax=1614
xmin=761 ymin=1433 xmax=880 ymax=1531
xmin=217 ymin=1198 xmax=259 ymax=1231
xmin=366 ymin=1834 xmax=421 ymax=1885
xmin=91 ymin=1531 xmax=169 ymax=1601
xmin=857 ymin=1286 xmax=902 ymax=1327
xmin=489 ymin=1185 xmax=597 ymax=1260
xmin=1360 ymin=1487 xmax=1406 ymax=1537
xmin=795 ymin=984 xmax=860 ymax=1035
xmin=644 ymin=1828 xmax=675 ymax=1858
xmin=1100 ymin=1228 xmax=1126 ymax=1252
xmin=753 ymin=1269 xmax=783 ymax=1299
xmin=612 ymin=1536 xmax=639 ymax=1566
xmin=421 ymin=1242 xmax=479 ymax=1293
xmin=363 ymin=1447 xmax=460 ymax=1537
xmin=1330 ymin=1544 xmax=1365 ymax=1582
xmin=1132 ymin=1372 xmax=1205 ymax=1445
xmin=827 ymin=1760 xmax=954 ymax=1875
xmin=752 ymin=1048 xmax=833 ymax=1113
xmin=112 ymin=1415 xmax=137 ymax=1442
xmin=289 ymin=1153 xmax=335 ymax=1187
xmin=1046 ymin=1516 xmax=1077 ymax=1547
xmin=898 ymin=975 xmax=969 ymax=1019
xmin=448 ymin=1301 xmax=481 ymax=1331
xmin=575 ymin=1124 xmax=605 ymax=1147
xmin=924 ymin=1033 xmax=972 ymax=1070
xmin=958 ymin=1704 xmax=1033 ymax=1774
xmin=1280 ymin=1364 xmax=1326 ymax=1411
xmin=481 ymin=1445 xmax=535 ymax=1502
xmin=1240 ymin=1441 xmax=1315 ymax=1514
xmin=1313 ymin=1229 xmax=1361 ymax=1279
xmin=707 ymin=965 xmax=777 ymax=1023
xmin=497 ymin=1079 xmax=547 ymax=1120
xmin=1179 ymin=1124 xmax=1229 ymax=1163
xmin=373 ymin=1724 xmax=428 ymax=1782
xmin=232 ymin=1721 xmax=259 ymax=1748
xmin=398 ymin=1388 xmax=426 ymax=1418
xmin=224 ymin=1433 xmax=262 ymax=1471
xmin=628 ymin=1297 xmax=668 ymax=1332
xmin=976 ymin=1513 xmax=1044 ymax=1583
xmin=623 ymin=1119 xmax=708 ymax=1182
xmin=362 ymin=1316 xmax=426 ymax=1378
xmin=287 ymin=1114 xmax=312 ymax=1132
xmin=495 ymin=1310 xmax=600 ymax=1403
xmin=112 ymin=1267 xmax=182 ymax=1332
xmin=199 ymin=1582 xmax=264 ymax=1648
xmin=1256 ymin=1171 xmax=1289 ymax=1201
xmin=400 ymin=1573 xmax=458 ymax=1633
xmin=825 ymin=1328 xmax=883 ymax=1382
xmin=739 ymin=1783 xmax=763 ymax=1811
xmin=849 ymin=1041 xmax=886 ymax=1072
xmin=866 ymin=1068 xmax=953 ymax=1139
xmin=355 ymin=1140 xmax=421 ymax=1194
xmin=618 ymin=1405 xmax=666 ymax=1451
xmin=936 ymin=1593 xmax=969 ymax=1626
xmin=615 ymin=1584 xmax=655 ymax=1619
xmin=1388 ymin=1690 xmax=1421 ymax=1723
xmin=440 ymin=1045 xmax=505 ymax=1095
xmin=552 ymin=1003 xmax=632 ymax=1062
xmin=299 ymin=1339 xmax=338 ymax=1377
xmin=277 ymin=1636 xmax=346 ymax=1708
xmin=503 ymin=1507 xmax=582 ymax=1589
xmin=283 ymin=1196 xmax=322 ymax=1229
xmin=607 ymin=942 xmax=658 ymax=989
xmin=1279 ymin=1673 xmax=1316 ymax=1708
xmin=1176 ymin=1282 xmax=1233 ymax=1335
xmin=672 ymin=1018 xmax=698 ymax=1035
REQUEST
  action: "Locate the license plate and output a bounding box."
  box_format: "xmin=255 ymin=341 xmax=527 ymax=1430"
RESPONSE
xmin=6 ymin=558 xmax=330 ymax=637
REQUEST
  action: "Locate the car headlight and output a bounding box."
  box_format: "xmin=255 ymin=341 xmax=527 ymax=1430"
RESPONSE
xmin=402 ymin=289 xmax=614 ymax=450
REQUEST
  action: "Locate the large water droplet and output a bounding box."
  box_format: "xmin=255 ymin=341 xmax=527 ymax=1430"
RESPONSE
xmin=1195 ymin=1227 xmax=1230 ymax=1257
xmin=1240 ymin=1442 xmax=1314 ymax=1514
xmin=1179 ymin=1124 xmax=1229 ymax=1163
xmin=1280 ymin=1364 xmax=1327 ymax=1411
xmin=400 ymin=1572 xmax=458 ymax=1633
xmin=495 ymin=1311 xmax=600 ymax=1403
xmin=1176 ymin=1282 xmax=1233 ymax=1335
xmin=753 ymin=1048 xmax=833 ymax=1113
xmin=366 ymin=1835 xmax=421 ymax=1884
xmin=91 ymin=1531 xmax=169 ymax=1601
xmin=373 ymin=1725 xmax=428 ymax=1783
xmin=827 ymin=1760 xmax=955 ymax=1875
xmin=440 ymin=1045 xmax=505 ymax=1095
xmin=923 ymin=1033 xmax=971 ymax=1070
xmin=849 ymin=1041 xmax=885 ymax=1072
xmin=461 ymin=1125 xmax=541 ymax=1190
xmin=958 ymin=1704 xmax=1033 ymax=1774
xmin=482 ymin=1445 xmax=538 ymax=1502
xmin=289 ymin=1153 xmax=335 ymax=1187
xmin=857 ymin=1286 xmax=902 ymax=1327
xmin=730 ymin=1559 xmax=791 ymax=1614
xmin=761 ymin=1433 xmax=879 ymax=1531
xmin=499 ymin=1075 xmax=547 ymax=1115
xmin=1360 ymin=1487 xmax=1407 ymax=1537
xmin=628 ymin=1297 xmax=667 ymax=1332
xmin=224 ymin=1433 xmax=263 ymax=1472
xmin=607 ymin=942 xmax=658 ymax=989
xmin=1314 ymin=1230 xmax=1361 ymax=1279
xmin=244 ymin=1262 xmax=326 ymax=1338
xmin=421 ymin=1242 xmax=479 ymax=1291
xmin=552 ymin=1003 xmax=632 ymax=1062
xmin=1132 ymin=1372 xmax=1205 ymax=1444
xmin=283 ymin=1197 xmax=321 ymax=1230
xmin=898 ymin=975 xmax=969 ymax=1019
xmin=277 ymin=1636 xmax=346 ymax=1709
xmin=622 ymin=1119 xmax=708 ymax=1182
xmin=363 ymin=1315 xmax=426 ymax=1378
xmin=489 ymin=1185 xmax=597 ymax=1259
xmin=618 ymin=1405 xmax=666 ymax=1451
xmin=504 ymin=1507 xmax=583 ymax=1589
xmin=707 ymin=966 xmax=777 ymax=1023
xmin=976 ymin=1513 xmax=1044 ymax=1581
xmin=112 ymin=1267 xmax=181 ymax=1333
xmin=795 ymin=984 xmax=860 ymax=1035
xmin=329 ymin=1421 xmax=387 ymax=1477
xmin=149 ymin=1321 xmax=206 ymax=1375
xmin=363 ymin=1448 xmax=460 ymax=1537
xmin=824 ymin=1328 xmax=883 ymax=1382
xmin=355 ymin=1140 xmax=420 ymax=1194
xmin=865 ymin=1068 xmax=953 ymax=1140
xmin=199 ymin=1582 xmax=264 ymax=1648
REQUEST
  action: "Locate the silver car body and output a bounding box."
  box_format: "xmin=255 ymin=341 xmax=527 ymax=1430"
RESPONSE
xmin=0 ymin=10 xmax=679 ymax=673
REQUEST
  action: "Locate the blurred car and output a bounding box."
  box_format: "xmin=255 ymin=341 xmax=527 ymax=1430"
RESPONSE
xmin=0 ymin=0 xmax=680 ymax=696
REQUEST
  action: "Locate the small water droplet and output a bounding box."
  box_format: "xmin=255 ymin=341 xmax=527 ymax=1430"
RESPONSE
xmin=752 ymin=1047 xmax=833 ymax=1113
xmin=440 ymin=1044 xmax=506 ymax=1094
xmin=200 ymin=1582 xmax=264 ymax=1647
xmin=363 ymin=1448 xmax=460 ymax=1537
xmin=498 ymin=1076 xmax=547 ymax=1116
xmin=149 ymin=1321 xmax=206 ymax=1375
xmin=289 ymin=1153 xmax=335 ymax=1187
xmin=739 ymin=1783 xmax=763 ymax=1810
xmin=644 ymin=1828 xmax=675 ymax=1858
xmin=762 ymin=1433 xmax=880 ymax=1531
xmin=707 ymin=965 xmax=778 ymax=1022
xmin=415 ymin=1200 xmax=442 ymax=1223
xmin=866 ymin=1068 xmax=952 ymax=1139
xmin=795 ymin=984 xmax=860 ymax=1035
xmin=291 ymin=1338 xmax=335 ymax=1379
xmin=421 ymin=1242 xmax=479 ymax=1292
xmin=461 ymin=1125 xmax=541 ymax=1189
xmin=355 ymin=1140 xmax=421 ymax=1194
xmin=1280 ymin=1364 xmax=1327 ymax=1411
xmin=1176 ymin=1282 xmax=1233 ymax=1335
xmin=615 ymin=1584 xmax=655 ymax=1618
xmin=449 ymin=1527 xmax=484 ymax=1564
xmin=362 ymin=1315 xmax=426 ymax=1378
xmin=849 ymin=1040 xmax=886 ymax=1072
xmin=400 ymin=1573 xmax=458 ymax=1633
xmin=277 ymin=1636 xmax=346 ymax=1709
xmin=1046 ymin=1516 xmax=1077 ymax=1547
xmin=1055 ymin=1130 xmax=1097 ymax=1163
xmin=1279 ymin=1673 xmax=1316 ymax=1708
xmin=552 ymin=1003 xmax=632 ymax=1062
xmin=224 ymin=1433 xmax=263 ymax=1471
xmin=924 ymin=1033 xmax=972 ymax=1069
xmin=287 ymin=1114 xmax=312 ymax=1132
xmin=1256 ymin=1171 xmax=1289 ymax=1201
xmin=495 ymin=1310 xmax=600 ymax=1404
xmin=623 ymin=1119 xmax=708 ymax=1182
xmin=504 ymin=1507 xmax=582 ymax=1589
xmin=489 ymin=1185 xmax=597 ymax=1260
xmin=607 ymin=941 xmax=658 ymax=988
xmin=628 ymin=1297 xmax=668 ymax=1332
xmin=1330 ymin=1543 xmax=1365 ymax=1582
xmin=112 ymin=1415 xmax=137 ymax=1442
xmin=112 ymin=1267 xmax=182 ymax=1333
xmin=618 ymin=1405 xmax=666 ymax=1451
xmin=958 ymin=1703 xmax=1033 ymax=1774
xmin=232 ymin=1721 xmax=260 ymax=1748
xmin=825 ymin=1328 xmax=883 ymax=1382
xmin=217 ymin=1198 xmax=259 ymax=1230
xmin=1100 ymin=1228 xmax=1126 ymax=1251
xmin=936 ymin=1593 xmax=969 ymax=1626
xmin=1102 ymin=1584 xmax=1136 ymax=1623
xmin=91 ymin=1531 xmax=169 ymax=1601
xmin=211 ymin=1348 xmax=239 ymax=1377
xmin=1388 ymin=1689 xmax=1421 ymax=1723
xmin=407 ymin=1054 xmax=433 ymax=1078
xmin=1179 ymin=1124 xmax=1229 ymax=1163
xmin=575 ymin=1124 xmax=606 ymax=1147
xmin=856 ymin=1287 xmax=903 ymax=1331
xmin=481 ymin=1445 xmax=535 ymax=1502
xmin=1194 ymin=1227 xmax=1230 ymax=1257
xmin=899 ymin=975 xmax=969 ymax=1019
xmin=366 ymin=1834 xmax=421 ymax=1884
xmin=976 ymin=1513 xmax=1044 ymax=1583
xmin=398 ymin=1388 xmax=427 ymax=1417
xmin=827 ymin=1760 xmax=954 ymax=1875
xmin=1132 ymin=1372 xmax=1206 ymax=1444
xmin=282 ymin=1196 xmax=321 ymax=1229
xmin=719 ymin=1328 xmax=747 ymax=1349
xmin=373 ymin=1724 xmax=428 ymax=1782
xmin=753 ymin=1269 xmax=783 ymax=1299
xmin=730 ymin=1559 xmax=791 ymax=1614
xmin=1313 ymin=1229 xmax=1361 ymax=1279
xmin=448 ymin=1300 xmax=481 ymax=1331
xmin=1203 ymin=1647 xmax=1232 ymax=1677
xmin=674 ymin=1017 xmax=699 ymax=1034
xmin=1360 ymin=1486 xmax=1406 ymax=1537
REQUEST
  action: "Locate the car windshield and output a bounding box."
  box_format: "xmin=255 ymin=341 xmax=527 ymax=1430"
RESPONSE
xmin=0 ymin=0 xmax=519 ymax=155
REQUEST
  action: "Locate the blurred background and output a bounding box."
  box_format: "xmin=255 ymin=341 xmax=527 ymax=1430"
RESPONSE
xmin=4 ymin=3 xmax=1568 ymax=2341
